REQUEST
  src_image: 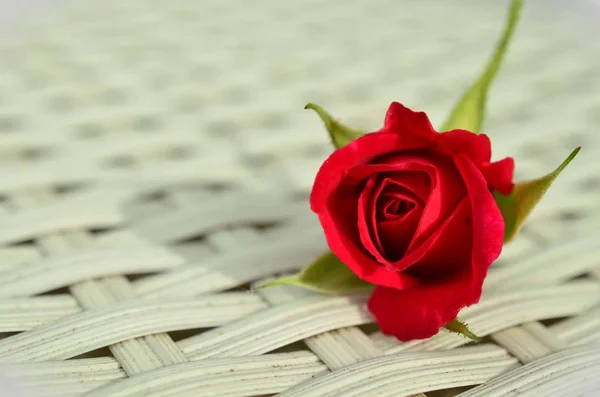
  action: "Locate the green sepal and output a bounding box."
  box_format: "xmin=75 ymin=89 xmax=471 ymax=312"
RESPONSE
xmin=493 ymin=190 xmax=518 ymax=241
xmin=495 ymin=147 xmax=580 ymax=242
xmin=305 ymin=103 xmax=367 ymax=149
xmin=258 ymin=251 xmax=374 ymax=295
xmin=444 ymin=319 xmax=481 ymax=342
xmin=440 ymin=0 xmax=522 ymax=133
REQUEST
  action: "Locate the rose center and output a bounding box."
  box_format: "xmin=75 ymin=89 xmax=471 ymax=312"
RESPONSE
xmin=385 ymin=199 xmax=416 ymax=217
xmin=377 ymin=194 xmax=419 ymax=222
xmin=371 ymin=189 xmax=423 ymax=262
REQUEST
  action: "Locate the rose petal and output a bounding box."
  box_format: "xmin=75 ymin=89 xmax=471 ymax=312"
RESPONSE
xmin=344 ymin=163 xmax=433 ymax=201
xmin=357 ymin=176 xmax=388 ymax=264
xmin=382 ymin=102 xmax=493 ymax=165
xmin=385 ymin=197 xmax=470 ymax=272
xmin=311 ymin=131 xmax=406 ymax=214
xmin=480 ymin=157 xmax=515 ymax=195
xmin=454 ymin=156 xmax=505 ymax=285
xmin=368 ymin=271 xmax=473 ymax=341
xmin=379 ymin=171 xmax=431 ymax=203
xmin=403 ymin=198 xmax=472 ymax=278
xmin=378 ymin=205 xmax=422 ymax=262
xmin=383 ymin=102 xmax=437 ymax=141
xmin=437 ymin=130 xmax=492 ymax=165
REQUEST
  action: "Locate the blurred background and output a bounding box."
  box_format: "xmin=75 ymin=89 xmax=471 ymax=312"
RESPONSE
xmin=0 ymin=0 xmax=599 ymax=181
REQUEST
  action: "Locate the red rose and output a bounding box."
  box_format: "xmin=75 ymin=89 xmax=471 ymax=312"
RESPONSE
xmin=310 ymin=102 xmax=514 ymax=341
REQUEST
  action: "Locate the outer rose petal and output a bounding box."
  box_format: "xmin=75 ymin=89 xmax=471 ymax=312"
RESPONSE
xmin=454 ymin=156 xmax=505 ymax=285
xmin=437 ymin=130 xmax=492 ymax=165
xmin=382 ymin=102 xmax=493 ymax=165
xmin=480 ymin=157 xmax=515 ymax=195
xmin=383 ymin=102 xmax=437 ymax=139
xmin=368 ymin=272 xmax=473 ymax=341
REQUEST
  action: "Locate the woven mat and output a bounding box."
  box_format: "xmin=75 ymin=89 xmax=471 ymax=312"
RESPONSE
xmin=0 ymin=0 xmax=599 ymax=396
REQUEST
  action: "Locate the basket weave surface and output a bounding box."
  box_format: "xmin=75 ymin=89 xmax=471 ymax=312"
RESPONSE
xmin=0 ymin=0 xmax=599 ymax=396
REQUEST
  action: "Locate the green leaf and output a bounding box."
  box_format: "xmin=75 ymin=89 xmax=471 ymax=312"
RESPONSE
xmin=444 ymin=319 xmax=481 ymax=342
xmin=305 ymin=103 xmax=367 ymax=149
xmin=440 ymin=0 xmax=522 ymax=133
xmin=496 ymin=147 xmax=581 ymax=242
xmin=258 ymin=252 xmax=374 ymax=295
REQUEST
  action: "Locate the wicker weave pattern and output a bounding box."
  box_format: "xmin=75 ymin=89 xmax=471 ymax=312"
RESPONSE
xmin=0 ymin=0 xmax=599 ymax=396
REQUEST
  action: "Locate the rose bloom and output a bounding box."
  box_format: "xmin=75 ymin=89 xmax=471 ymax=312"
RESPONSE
xmin=310 ymin=102 xmax=514 ymax=341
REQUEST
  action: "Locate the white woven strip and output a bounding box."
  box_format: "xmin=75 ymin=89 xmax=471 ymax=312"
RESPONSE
xmin=83 ymin=352 xmax=327 ymax=397
xmin=486 ymin=233 xmax=600 ymax=291
xmin=490 ymin=322 xmax=567 ymax=364
xmin=179 ymin=296 xmax=372 ymax=359
xmin=133 ymin=227 xmax=326 ymax=298
xmin=0 ymin=294 xmax=267 ymax=362
xmin=0 ymin=296 xmax=79 ymax=332
xmin=2 ymin=358 xmax=126 ymax=397
xmin=0 ymin=245 xmax=183 ymax=298
xmin=0 ymin=187 xmax=139 ymax=244
xmin=277 ymin=345 xmax=517 ymax=397
xmin=257 ymin=281 xmax=385 ymax=370
xmin=456 ymin=345 xmax=600 ymax=397
xmin=1 ymin=357 xmax=124 ymax=378
xmin=549 ymin=306 xmax=600 ymax=346
xmin=0 ymin=247 xmax=41 ymax=271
